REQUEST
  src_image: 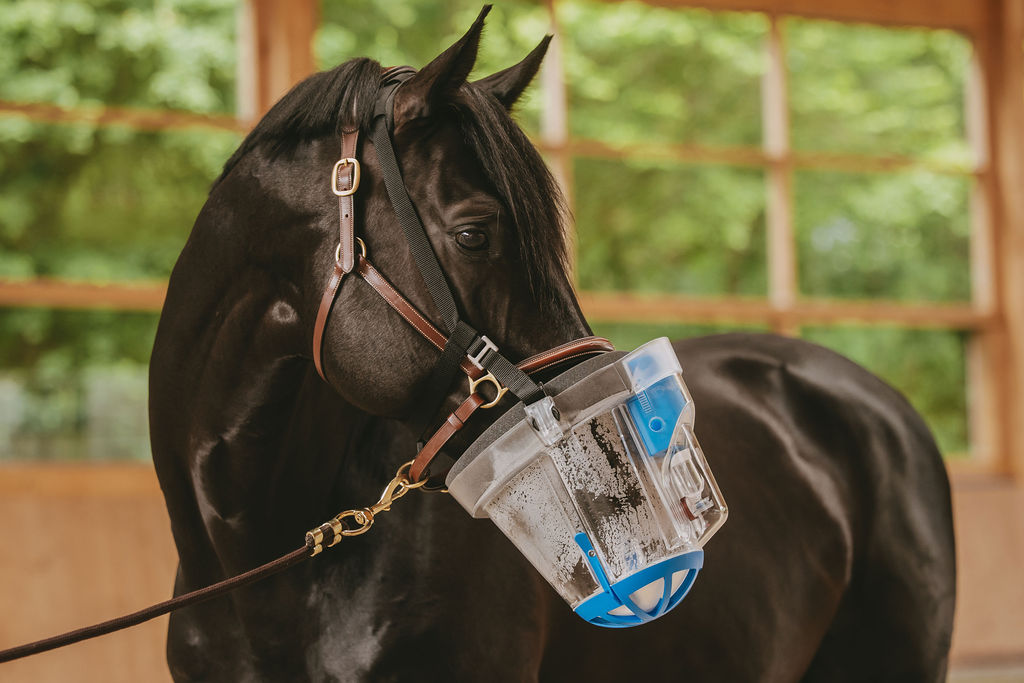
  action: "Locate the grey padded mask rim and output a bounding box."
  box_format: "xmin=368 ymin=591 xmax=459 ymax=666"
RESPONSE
xmin=448 ymin=350 xmax=627 ymax=481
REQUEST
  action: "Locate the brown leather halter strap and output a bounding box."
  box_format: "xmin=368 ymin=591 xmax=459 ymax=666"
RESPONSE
xmin=326 ymin=242 xmax=612 ymax=480
xmin=312 ymin=129 xmax=361 ymax=379
xmin=407 ymin=336 xmax=614 ymax=481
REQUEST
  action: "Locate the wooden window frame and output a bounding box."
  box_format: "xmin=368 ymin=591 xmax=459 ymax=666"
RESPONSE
xmin=1 ymin=0 xmax=1021 ymax=478
xmin=539 ymin=0 xmax=1024 ymax=477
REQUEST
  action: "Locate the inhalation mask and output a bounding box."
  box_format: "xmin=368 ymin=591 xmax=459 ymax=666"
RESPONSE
xmin=447 ymin=338 xmax=727 ymax=627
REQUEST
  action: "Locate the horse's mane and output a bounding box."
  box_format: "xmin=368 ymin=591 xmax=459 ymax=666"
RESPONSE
xmin=215 ymin=57 xmax=570 ymax=307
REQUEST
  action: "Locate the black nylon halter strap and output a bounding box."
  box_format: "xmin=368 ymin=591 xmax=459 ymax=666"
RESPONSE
xmin=369 ymin=69 xmax=544 ymax=413
xmin=371 ymin=69 xmax=460 ymax=336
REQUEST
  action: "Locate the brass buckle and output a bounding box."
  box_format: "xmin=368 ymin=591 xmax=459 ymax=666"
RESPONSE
xmin=334 ymin=237 xmax=367 ymax=265
xmin=469 ymin=372 xmax=508 ymax=409
xmin=331 ymin=158 xmax=361 ymax=196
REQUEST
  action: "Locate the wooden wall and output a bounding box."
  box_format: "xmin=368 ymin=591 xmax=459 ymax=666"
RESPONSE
xmin=0 ymin=466 xmax=175 ymax=683
xmin=0 ymin=464 xmax=1021 ymax=681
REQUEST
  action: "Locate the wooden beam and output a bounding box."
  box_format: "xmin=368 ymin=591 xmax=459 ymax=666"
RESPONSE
xmin=977 ymin=0 xmax=1024 ymax=479
xmin=789 ymin=299 xmax=993 ymax=329
xmin=0 ymin=101 xmax=246 ymax=133
xmin=0 ymin=279 xmax=166 ymax=312
xmin=0 ymin=277 xmax=991 ymax=331
xmin=790 ymin=150 xmax=975 ymax=176
xmin=963 ymin=43 xmax=1004 ymax=474
xmin=544 ymin=138 xmax=977 ymax=175
xmin=241 ymin=0 xmax=318 ymax=119
xmin=560 ymin=139 xmax=767 ymax=167
xmin=0 ymin=101 xmax=976 ymax=178
xmin=579 ymin=290 xmax=992 ymax=329
xmin=592 ymin=0 xmax=987 ymax=33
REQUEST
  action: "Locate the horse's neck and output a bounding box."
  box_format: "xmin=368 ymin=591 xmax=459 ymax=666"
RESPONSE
xmin=150 ymin=242 xmax=376 ymax=577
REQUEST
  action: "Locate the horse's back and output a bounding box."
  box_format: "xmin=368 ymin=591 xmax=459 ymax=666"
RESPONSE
xmin=540 ymin=333 xmax=955 ymax=683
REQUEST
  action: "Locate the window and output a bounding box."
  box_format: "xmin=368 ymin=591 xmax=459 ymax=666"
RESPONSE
xmin=3 ymin=0 xmax=1017 ymax=471
xmin=538 ymin=3 xmax=989 ymax=464
xmin=0 ymin=0 xmax=241 ymax=460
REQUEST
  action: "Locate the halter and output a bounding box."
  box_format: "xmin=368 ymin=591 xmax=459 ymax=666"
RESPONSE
xmin=310 ymin=67 xmax=613 ymax=486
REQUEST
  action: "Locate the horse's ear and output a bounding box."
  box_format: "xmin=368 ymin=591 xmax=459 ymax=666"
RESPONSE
xmin=393 ymin=5 xmax=491 ymax=127
xmin=473 ymin=36 xmax=552 ymax=110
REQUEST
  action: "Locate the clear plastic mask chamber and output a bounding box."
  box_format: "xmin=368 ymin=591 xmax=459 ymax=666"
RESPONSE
xmin=446 ymin=338 xmax=727 ymax=627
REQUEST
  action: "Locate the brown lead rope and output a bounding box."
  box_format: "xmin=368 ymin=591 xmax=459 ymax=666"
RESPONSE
xmin=0 ymin=542 xmax=313 ymax=664
xmin=0 ymin=458 xmax=432 ymax=665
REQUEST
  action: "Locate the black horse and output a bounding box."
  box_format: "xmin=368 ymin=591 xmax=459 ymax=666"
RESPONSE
xmin=150 ymin=8 xmax=955 ymax=682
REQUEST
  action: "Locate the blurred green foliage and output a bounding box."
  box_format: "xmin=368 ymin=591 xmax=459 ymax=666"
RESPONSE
xmin=575 ymin=159 xmax=767 ymax=296
xmin=0 ymin=0 xmax=239 ymax=460
xmin=0 ymin=0 xmax=237 ymax=111
xmin=560 ymin=1 xmax=765 ymax=147
xmin=0 ymin=0 xmax=974 ymax=458
xmin=795 ymin=169 xmax=970 ymax=301
xmin=0 ymin=310 xmax=156 ymax=461
xmin=786 ymin=18 xmax=971 ymax=164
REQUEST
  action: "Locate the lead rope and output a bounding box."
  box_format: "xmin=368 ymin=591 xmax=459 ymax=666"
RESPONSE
xmin=0 ymin=460 xmax=426 ymax=664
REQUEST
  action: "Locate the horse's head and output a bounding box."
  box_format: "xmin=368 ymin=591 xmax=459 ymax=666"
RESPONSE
xmin=295 ymin=9 xmax=590 ymax=419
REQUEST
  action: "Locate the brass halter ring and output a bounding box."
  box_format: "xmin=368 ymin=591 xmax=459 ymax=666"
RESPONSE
xmin=331 ymin=157 xmax=361 ymax=196
xmin=335 ymin=237 xmax=367 ymax=265
xmin=469 ymin=372 xmax=508 ymax=409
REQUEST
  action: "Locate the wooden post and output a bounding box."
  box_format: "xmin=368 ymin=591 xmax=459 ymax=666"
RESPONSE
xmin=541 ymin=0 xmax=577 ymax=282
xmin=964 ymin=43 xmax=1003 ymax=471
xmin=238 ymin=0 xmax=318 ymax=123
xmin=762 ymin=15 xmax=799 ymax=335
xmin=979 ymin=0 xmax=1024 ymax=477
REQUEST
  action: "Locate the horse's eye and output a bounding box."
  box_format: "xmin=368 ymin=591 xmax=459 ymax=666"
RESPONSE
xmin=455 ymin=229 xmax=489 ymax=252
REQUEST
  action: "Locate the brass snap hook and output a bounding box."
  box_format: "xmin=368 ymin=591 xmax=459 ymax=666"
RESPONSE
xmin=306 ymin=460 xmax=426 ymax=556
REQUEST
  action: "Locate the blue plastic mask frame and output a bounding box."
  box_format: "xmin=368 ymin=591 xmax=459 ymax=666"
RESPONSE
xmin=572 ymin=532 xmax=703 ymax=628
